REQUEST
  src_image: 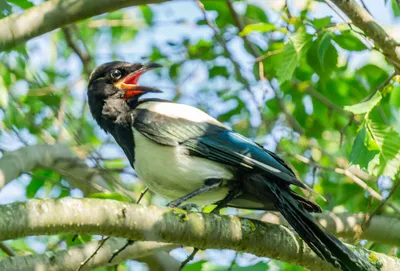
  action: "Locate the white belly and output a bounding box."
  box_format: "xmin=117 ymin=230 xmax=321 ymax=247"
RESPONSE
xmin=133 ymin=129 xmax=233 ymax=205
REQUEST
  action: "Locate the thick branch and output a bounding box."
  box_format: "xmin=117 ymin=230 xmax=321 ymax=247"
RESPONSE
xmin=0 ymin=238 xmax=177 ymax=271
xmin=0 ymin=144 xmax=108 ymax=195
xmin=0 ymin=198 xmax=398 ymax=271
xmin=0 ymin=0 xmax=168 ymax=52
xmin=245 ymin=212 xmax=400 ymax=246
xmin=331 ymin=0 xmax=400 ymax=70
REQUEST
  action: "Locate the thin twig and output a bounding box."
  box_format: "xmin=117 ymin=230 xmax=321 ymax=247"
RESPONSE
xmin=365 ymin=178 xmax=400 ymax=225
xmin=137 ymin=187 xmax=149 ymax=204
xmin=194 ymin=0 xmax=259 ymax=109
xmin=254 ymin=49 xmax=283 ymax=62
xmin=359 ymin=0 xmax=373 ymax=16
xmin=335 ymin=168 xmax=400 ymax=213
xmin=270 ymin=83 xmax=305 ymax=134
xmin=62 ymin=26 xmax=93 ymax=75
xmin=178 ymin=248 xmax=199 ymax=271
xmin=107 ymin=188 xmax=149 ymax=263
xmin=324 ymin=0 xmax=375 ymax=49
xmin=76 ymin=236 xmax=110 ymax=271
xmin=361 ymin=71 xmax=396 ymax=102
xmin=0 ymin=242 xmax=16 ymax=257
xmin=227 ymin=251 xmax=239 ymax=271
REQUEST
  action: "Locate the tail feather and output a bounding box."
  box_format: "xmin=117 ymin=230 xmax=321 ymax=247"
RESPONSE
xmin=247 ymin=177 xmax=375 ymax=271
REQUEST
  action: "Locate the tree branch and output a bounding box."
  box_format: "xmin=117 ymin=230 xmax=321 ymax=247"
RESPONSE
xmin=330 ymin=0 xmax=400 ymax=71
xmin=0 ymin=198 xmax=398 ymax=271
xmin=0 ymin=144 xmax=109 ymax=194
xmin=0 ymin=237 xmax=177 ymax=271
xmin=245 ymin=211 xmax=400 ymax=246
xmin=0 ymin=0 xmax=169 ymax=52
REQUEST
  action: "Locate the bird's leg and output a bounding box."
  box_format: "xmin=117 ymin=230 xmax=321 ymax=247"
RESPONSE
xmin=178 ymin=187 xmax=243 ymax=271
xmin=166 ymin=178 xmax=222 ymax=208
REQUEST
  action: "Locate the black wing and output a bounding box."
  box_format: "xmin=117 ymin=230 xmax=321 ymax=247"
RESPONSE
xmin=133 ymin=107 xmax=305 ymax=188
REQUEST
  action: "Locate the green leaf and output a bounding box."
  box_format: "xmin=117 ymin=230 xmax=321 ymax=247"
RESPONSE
xmin=306 ymin=36 xmax=337 ymax=78
xmin=276 ymin=30 xmax=312 ymax=83
xmin=26 ymin=178 xmax=45 ymax=198
xmin=203 ymin=1 xmax=234 ymax=28
xmin=240 ymin=23 xmax=276 ymax=36
xmin=392 ymin=0 xmax=400 ymax=17
xmin=245 ymin=4 xmax=268 ymax=23
xmin=0 ymin=77 xmax=8 ymax=109
xmin=8 ymin=0 xmax=34 ymax=9
xmin=209 ymin=65 xmax=229 ymax=78
xmin=140 ymin=6 xmax=153 ymax=25
xmin=349 ymin=125 xmax=379 ymax=169
xmin=344 ymin=92 xmax=382 ymax=114
xmin=311 ymin=16 xmax=332 ymax=29
xmin=390 ymin=85 xmax=400 ymax=107
xmin=366 ymin=120 xmax=400 ymax=178
xmin=318 ymin=32 xmax=332 ymax=66
xmin=88 ymin=192 xmax=131 ymax=202
xmin=332 ymin=30 xmax=368 ymax=51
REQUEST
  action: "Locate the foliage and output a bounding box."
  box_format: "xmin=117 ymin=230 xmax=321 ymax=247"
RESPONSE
xmin=0 ymin=0 xmax=400 ymax=270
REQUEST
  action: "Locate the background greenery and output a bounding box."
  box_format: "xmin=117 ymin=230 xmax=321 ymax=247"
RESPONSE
xmin=0 ymin=0 xmax=400 ymax=270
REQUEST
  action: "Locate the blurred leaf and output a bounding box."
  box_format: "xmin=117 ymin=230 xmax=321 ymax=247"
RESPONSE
xmin=26 ymin=178 xmax=45 ymax=198
xmin=332 ymin=30 xmax=368 ymax=51
xmin=240 ymin=23 xmax=281 ymax=36
xmin=209 ymin=65 xmax=229 ymax=78
xmin=357 ymin=64 xmax=389 ymax=91
xmin=344 ymin=92 xmax=382 ymax=114
xmin=245 ymin=4 xmax=268 ymax=23
xmin=392 ymin=0 xmax=400 ymax=17
xmin=0 ymin=1 xmax=12 ymax=18
xmin=390 ymin=85 xmax=400 ymax=107
xmin=0 ymin=77 xmax=8 ymax=108
xmin=140 ymin=6 xmax=153 ymax=25
xmin=366 ymin=120 xmax=400 ymax=178
xmin=307 ymin=36 xmax=337 ymax=78
xmin=8 ymin=0 xmax=34 ymax=9
xmin=317 ymin=31 xmax=332 ymax=66
xmin=276 ymin=30 xmax=312 ymax=83
xmin=311 ymin=16 xmax=332 ymax=29
xmin=349 ymin=125 xmax=379 ymax=168
xmin=88 ymin=192 xmax=131 ymax=202
xmin=203 ymin=1 xmax=234 ymax=28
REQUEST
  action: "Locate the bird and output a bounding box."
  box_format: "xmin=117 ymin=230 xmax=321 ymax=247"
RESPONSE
xmin=87 ymin=61 xmax=375 ymax=271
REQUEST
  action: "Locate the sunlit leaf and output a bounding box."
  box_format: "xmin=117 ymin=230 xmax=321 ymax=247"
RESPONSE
xmin=366 ymin=120 xmax=400 ymax=178
xmin=0 ymin=77 xmax=8 ymax=109
xmin=344 ymin=92 xmax=382 ymax=114
xmin=240 ymin=23 xmax=284 ymax=36
xmin=140 ymin=6 xmax=153 ymax=25
xmin=311 ymin=16 xmax=332 ymax=29
xmin=276 ymin=30 xmax=312 ymax=83
xmin=88 ymin=192 xmax=131 ymax=202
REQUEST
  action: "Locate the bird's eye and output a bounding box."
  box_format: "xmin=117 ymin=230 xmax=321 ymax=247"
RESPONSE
xmin=111 ymin=69 xmax=122 ymax=80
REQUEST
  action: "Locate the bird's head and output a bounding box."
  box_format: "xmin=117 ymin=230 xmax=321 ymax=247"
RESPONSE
xmin=88 ymin=61 xmax=162 ymax=101
xmin=87 ymin=61 xmax=162 ymax=127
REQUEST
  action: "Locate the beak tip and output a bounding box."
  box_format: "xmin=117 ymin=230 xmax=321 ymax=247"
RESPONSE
xmin=145 ymin=62 xmax=163 ymax=69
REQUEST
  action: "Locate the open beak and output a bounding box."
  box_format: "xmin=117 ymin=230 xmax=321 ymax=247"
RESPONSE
xmin=115 ymin=63 xmax=162 ymax=99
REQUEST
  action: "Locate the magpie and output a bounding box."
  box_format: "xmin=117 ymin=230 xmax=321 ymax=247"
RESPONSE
xmin=87 ymin=61 xmax=375 ymax=271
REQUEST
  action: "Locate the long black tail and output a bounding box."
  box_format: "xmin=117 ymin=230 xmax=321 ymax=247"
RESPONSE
xmin=248 ymin=178 xmax=375 ymax=271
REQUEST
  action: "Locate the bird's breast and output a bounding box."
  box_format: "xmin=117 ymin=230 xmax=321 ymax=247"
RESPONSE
xmin=133 ymin=129 xmax=233 ymax=205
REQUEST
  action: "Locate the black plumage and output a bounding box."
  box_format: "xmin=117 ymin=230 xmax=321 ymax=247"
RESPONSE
xmin=87 ymin=61 xmax=375 ymax=271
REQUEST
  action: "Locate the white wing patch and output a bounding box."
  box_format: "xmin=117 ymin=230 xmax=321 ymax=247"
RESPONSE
xmin=137 ymin=101 xmax=227 ymax=127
